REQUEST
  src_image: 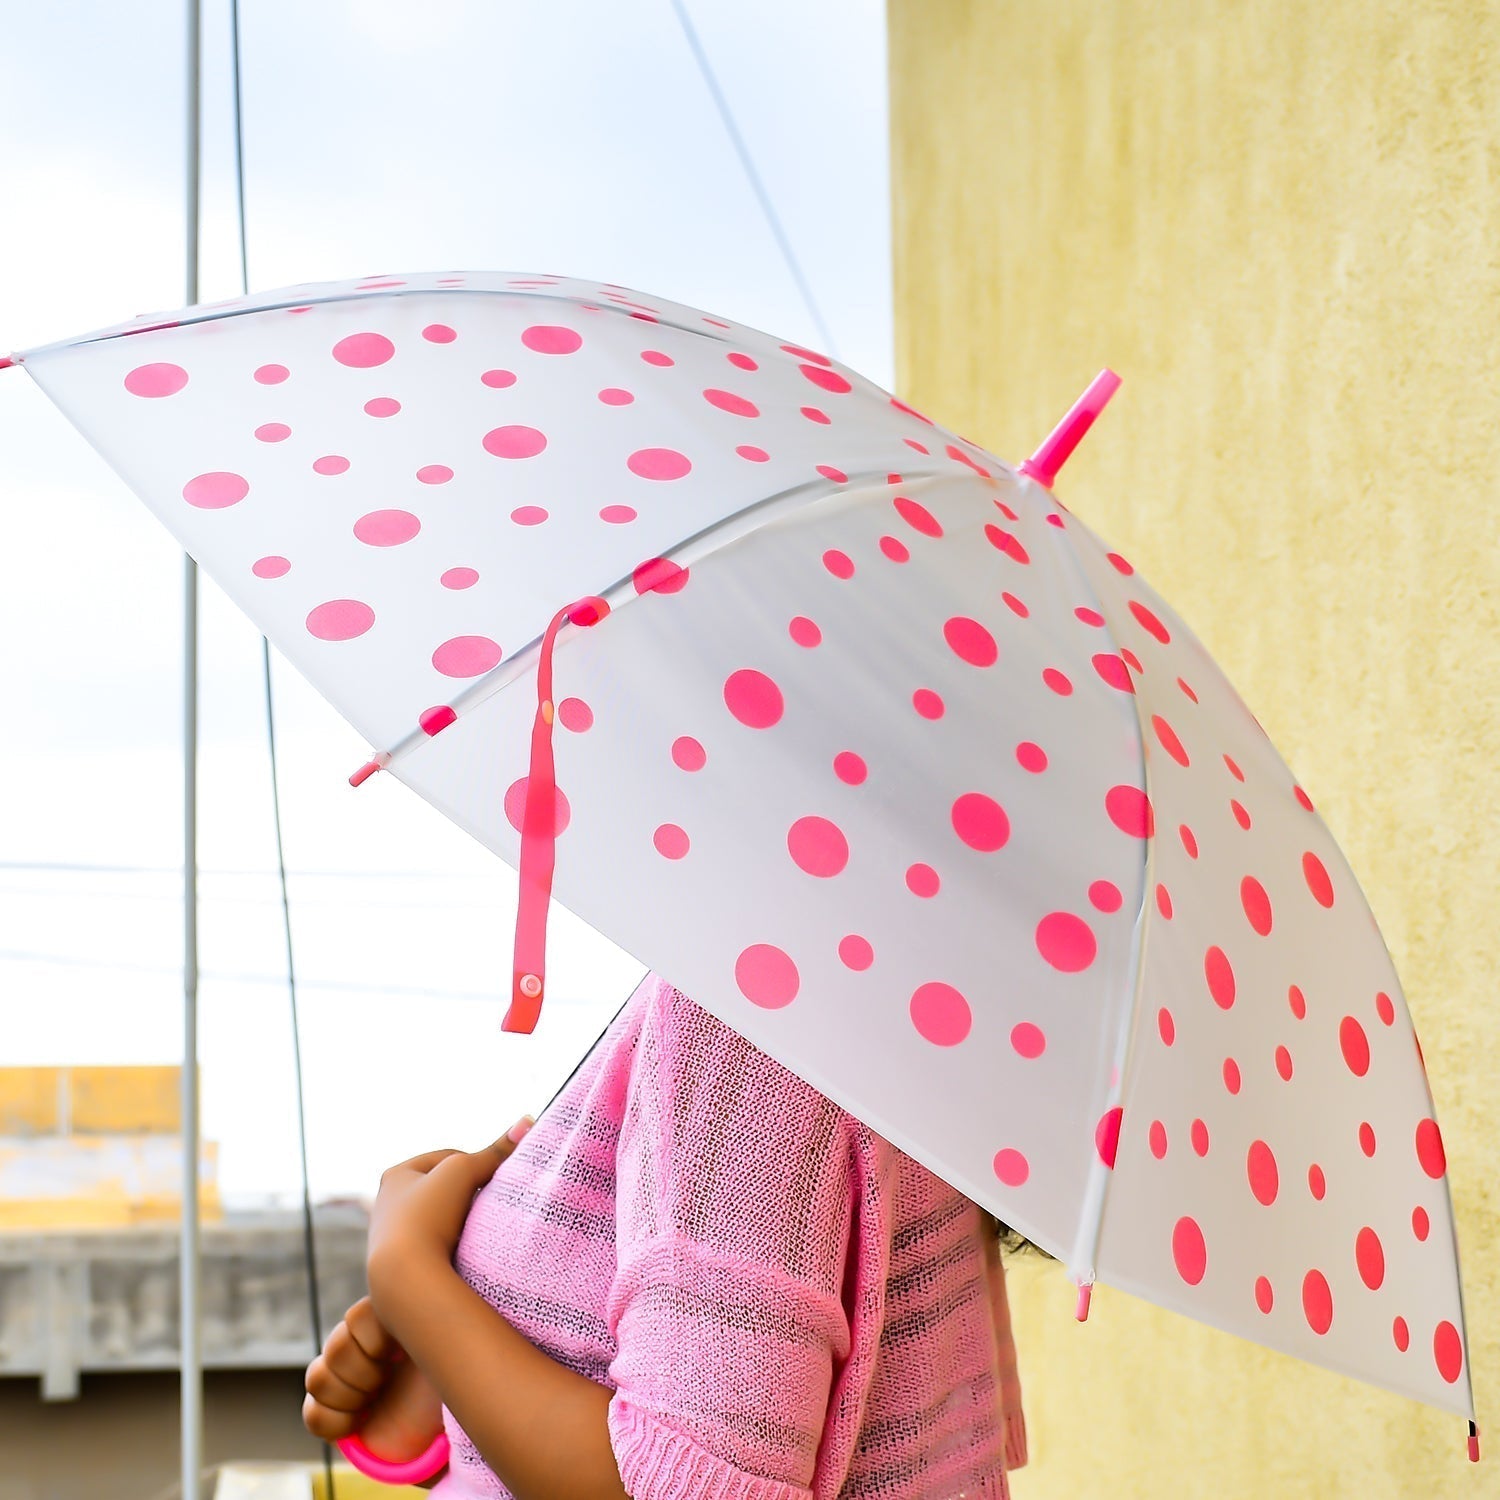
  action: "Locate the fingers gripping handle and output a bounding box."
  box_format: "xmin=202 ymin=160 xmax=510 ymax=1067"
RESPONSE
xmin=337 ymin=1430 xmax=450 ymax=1485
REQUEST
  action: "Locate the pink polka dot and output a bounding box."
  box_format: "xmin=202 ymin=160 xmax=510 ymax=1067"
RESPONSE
xmin=1107 ymin=552 xmax=1134 ymax=575
xmin=1303 ymin=851 xmax=1335 ymax=906
xmin=306 ymin=599 xmax=374 ymax=641
xmin=728 ymin=352 xmax=758 ymax=371
xmin=801 ymin=363 xmax=852 ymax=394
xmin=640 ymin=350 xmax=674 ymax=366
xmin=522 ymin=325 xmax=582 ymax=354
xmin=1394 ymin=1317 xmax=1411 ymax=1352
xmin=1247 ymin=1141 xmax=1279 ymax=1205
xmin=1089 ymin=880 xmax=1122 ymax=913
xmin=672 ymin=736 xmax=707 ymax=771
xmin=332 ymin=333 xmax=395 ymax=368
xmin=1294 ymin=785 xmax=1315 ymax=811
xmin=1359 ymin=1122 xmax=1377 ymax=1157
xmin=432 ymin=635 xmax=503 ymax=677
xmin=787 ymin=816 xmax=849 ymax=877
xmin=815 ymin=464 xmax=849 ymax=484
xmin=255 ymin=422 xmax=291 ymax=443
xmin=1095 ymin=1107 xmax=1123 ymax=1168
xmin=503 ymin=777 xmax=571 ymax=836
xmin=1152 ymin=715 xmax=1190 ymax=766
xmin=1231 ymin=799 xmax=1252 ymax=830
xmin=1179 ymin=678 xmax=1200 ymax=703
xmin=1002 ymin=593 xmax=1030 ymax=619
xmin=441 ymin=567 xmax=478 ymax=589
xmin=1075 ymin=607 xmax=1106 ymax=627
xmin=1241 ymin=876 xmax=1273 ymax=936
xmin=1224 ymin=754 xmax=1245 ymax=782
xmin=894 ymin=496 xmax=942 ymax=537
xmin=1156 ymin=884 xmax=1174 ymax=919
xmin=511 ymin=506 xmax=549 ymax=526
xmin=910 ymin=981 xmax=971 ymax=1045
xmin=254 ymin=364 xmax=289 ymax=385
xmin=628 ymin=447 xmax=691 ymax=481
xmin=419 ymin=705 xmax=456 ymax=736
xmin=839 ymin=935 xmax=874 ymax=971
xmin=558 ymin=697 xmax=593 ymax=732
xmin=1356 ymin=1227 xmax=1385 ymax=1289
xmin=1309 ymin=1164 xmax=1326 ymax=1200
xmin=1340 ymin=1016 xmax=1371 ymax=1077
xmin=993 ymin=1149 xmax=1029 ymax=1187
xmin=879 ymin=535 xmax=910 ymax=563
xmin=945 ymin=616 xmax=998 ymax=667
xmin=591 ymin=504 xmax=634 ymax=526
xmin=481 ymin=369 xmax=517 ymax=388
xmin=417 ymin=464 xmax=453 ymax=485
xmin=1205 ymin=946 xmax=1236 ymax=1008
xmin=833 ymin=751 xmax=867 ymax=785
xmin=364 ymin=396 xmax=401 ymax=417
xmin=801 ymin=407 xmax=830 ymax=426
xmin=354 ymin=509 xmax=421 ymax=546
xmin=784 ymin=343 xmax=833 ymax=366
xmin=125 ymin=362 xmax=188 ymax=397
xmin=1128 ymin=598 xmax=1170 ymax=642
xmin=906 ymin=864 xmax=940 ymax=897
xmin=1255 ymin=1277 xmax=1274 ymax=1314
xmin=1093 ymin=653 xmax=1134 ymax=692
xmin=913 ymin=689 xmax=945 ymax=720
xmin=1413 ymin=1206 xmax=1430 ymax=1240
xmin=1223 ymin=1057 xmax=1242 ymax=1094
xmin=634 ymin=558 xmax=689 ymax=595
xmin=654 ymin=823 xmax=690 ymax=860
xmin=1010 ymin=1022 xmax=1046 ymax=1059
xmin=724 ymin=669 xmax=783 ymax=729
xmin=1182 ymin=822 xmax=1206 ymax=856
xmin=737 ymin=444 xmax=769 ymax=461
xmin=1042 ymin=667 xmax=1073 ymax=696
xmin=736 ymin=944 xmax=800 ymax=1008
xmin=703 ymin=387 xmax=759 ymax=417
xmin=1121 ymin=646 xmax=1144 ymax=675
xmin=183 ymin=471 xmax=248 ymax=509
xmin=1149 ymin=1121 xmax=1168 ymax=1159
xmin=1157 ymin=1008 xmax=1176 ymax=1046
xmin=952 ymin=793 xmax=1010 ymax=852
xmin=1106 ymin=785 xmax=1154 ymax=837
xmin=1416 ymin=1119 xmax=1446 ymax=1178
xmin=985 ymin=525 xmax=1030 ymax=565
xmin=1375 ymin=990 xmax=1395 ymax=1026
xmin=1191 ymin=1119 xmax=1210 ymax=1156
xmin=1036 ymin=912 xmax=1097 ymax=973
xmin=1277 ymin=1046 xmax=1295 ymax=1081
xmin=252 ymin=556 xmax=290 ymax=579
xmin=1302 ymin=1271 xmax=1333 ymax=1335
xmin=780 ymin=616 xmax=820 ymax=649
xmin=598 ymin=387 xmax=634 ymax=406
xmin=823 ymin=550 xmax=855 ymax=579
xmin=309 ymin=453 xmax=348 ymax=477
xmin=1017 ymin=742 xmax=1048 ymax=773
xmin=1288 ymin=984 xmax=1308 ymax=1020
xmin=1173 ymin=1218 xmax=1207 ymax=1285
xmin=423 ymin=324 xmax=457 ymax=344
xmin=480 ymin=424 xmax=548 ymax=461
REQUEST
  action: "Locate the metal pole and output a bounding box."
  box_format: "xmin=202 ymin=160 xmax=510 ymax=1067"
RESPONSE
xmin=181 ymin=0 xmax=203 ymax=1496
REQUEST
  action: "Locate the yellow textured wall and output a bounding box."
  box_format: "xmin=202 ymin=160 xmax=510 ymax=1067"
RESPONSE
xmin=889 ymin=4 xmax=1497 ymax=1496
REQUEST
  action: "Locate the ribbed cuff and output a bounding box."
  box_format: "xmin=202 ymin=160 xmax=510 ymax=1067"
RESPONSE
xmin=608 ymin=1394 xmax=816 ymax=1500
xmin=1001 ymin=1408 xmax=1029 ymax=1471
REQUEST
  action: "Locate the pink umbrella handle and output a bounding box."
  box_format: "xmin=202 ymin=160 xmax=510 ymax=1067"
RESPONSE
xmin=337 ymin=1430 xmax=451 ymax=1485
xmin=1017 ymin=369 xmax=1121 ymax=489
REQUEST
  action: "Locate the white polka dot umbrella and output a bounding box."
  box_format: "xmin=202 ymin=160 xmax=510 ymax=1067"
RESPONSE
xmin=5 ymin=271 xmax=1475 ymax=1438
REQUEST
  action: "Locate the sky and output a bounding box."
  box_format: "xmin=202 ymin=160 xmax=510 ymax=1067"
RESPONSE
xmin=0 ymin=0 xmax=892 ymax=1205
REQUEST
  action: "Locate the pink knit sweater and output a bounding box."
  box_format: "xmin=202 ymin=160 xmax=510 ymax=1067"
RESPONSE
xmin=434 ymin=974 xmax=1027 ymax=1499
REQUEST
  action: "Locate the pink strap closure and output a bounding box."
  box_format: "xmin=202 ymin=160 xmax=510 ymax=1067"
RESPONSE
xmin=503 ymin=595 xmax=610 ymax=1034
xmin=337 ymin=1430 xmax=450 ymax=1485
xmin=1018 ymin=369 xmax=1121 ymax=489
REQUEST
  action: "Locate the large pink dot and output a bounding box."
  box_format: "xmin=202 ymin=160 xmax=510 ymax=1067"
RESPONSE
xmin=628 ymin=447 xmax=692 ymax=481
xmin=1093 ymin=654 xmax=1135 ymax=693
xmin=672 ymin=736 xmax=707 ymax=771
xmin=306 ymin=599 xmax=374 ymax=641
xmin=483 ymin=425 xmax=547 ymax=459
xmin=183 ymin=471 xmax=249 ymax=509
xmin=1415 ymin=1118 xmax=1446 ymax=1178
xmin=906 ymin=863 xmax=940 ymax=897
xmin=125 ymin=362 xmax=188 ymax=397
xmin=736 ymin=944 xmax=800 ymax=1009
xmin=1095 ymin=1107 xmax=1123 ymax=1169
xmin=1241 ymin=876 xmax=1273 ymax=936
xmin=1010 ymin=1022 xmax=1046 ymax=1059
xmin=1434 ymin=1321 xmax=1463 ymax=1384
xmin=787 ymin=816 xmax=849 ymax=877
xmin=1303 ymin=851 xmax=1335 ymax=906
xmin=1356 ymin=1227 xmax=1385 ymax=1290
xmin=653 ymin=824 xmax=690 ymax=860
xmin=1089 ymin=880 xmax=1122 ymax=913
xmin=703 ymin=387 xmax=759 ymax=417
xmin=522 ymin=324 xmax=582 ymax=354
xmin=1340 ymin=1016 xmax=1371 ymax=1077
xmin=1017 ymin=742 xmax=1048 ymax=773
xmin=913 ymin=689 xmax=945 ymax=720
xmin=255 ymin=422 xmax=291 ymax=443
xmin=432 ymin=635 xmax=503 ymax=677
xmin=910 ymin=982 xmax=971 ymax=1045
xmin=1205 ymin=946 xmax=1236 ymax=1009
xmin=833 ymin=751 xmax=867 ymax=785
xmin=252 ymin=556 xmax=290 ymax=579
xmin=354 ymin=509 xmax=421 ymax=546
xmin=724 ymin=669 xmax=784 ymax=729
xmin=879 ymin=535 xmax=910 ymax=563
xmin=952 ymin=793 xmax=1010 ymax=852
xmin=789 ymin=616 xmax=821 ymax=647
xmin=839 ymin=935 xmax=874 ymax=971
xmin=893 ymin=496 xmax=942 ymax=537
xmin=823 ymin=550 xmax=855 ymax=579
xmin=1106 ymin=785 xmax=1154 ymax=837
xmin=1302 ymin=1271 xmax=1333 ymax=1335
xmin=254 ymin=364 xmax=289 ymax=384
xmin=441 ymin=567 xmax=478 ymax=589
xmin=1043 ymin=667 xmax=1073 ymax=696
xmin=1247 ymin=1141 xmax=1279 ymax=1205
xmin=1036 ymin=912 xmax=1097 ymax=973
xmin=944 ymin=616 xmax=998 ymax=667
xmin=558 ymin=697 xmax=593 ymax=732
xmin=993 ymin=1148 xmax=1030 ymax=1187
xmin=1173 ymin=1217 xmax=1207 ymax=1285
xmin=333 ymin=332 xmax=395 ymax=368
xmin=503 ymin=777 xmax=571 ymax=836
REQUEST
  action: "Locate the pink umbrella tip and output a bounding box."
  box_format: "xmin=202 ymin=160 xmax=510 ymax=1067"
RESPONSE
xmin=1019 ymin=368 xmax=1122 ymax=490
xmin=1470 ymin=1422 xmax=1480 ymax=1463
xmin=1075 ymin=1282 xmax=1093 ymax=1322
xmin=0 ymin=355 xmax=18 ymax=371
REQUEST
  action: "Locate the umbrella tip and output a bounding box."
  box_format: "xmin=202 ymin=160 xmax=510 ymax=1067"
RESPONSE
xmin=1470 ymin=1421 xmax=1481 ymax=1463
xmin=1075 ymin=1281 xmax=1093 ymax=1322
xmin=0 ymin=355 xmax=18 ymax=372
xmin=1018 ymin=367 xmax=1122 ymax=490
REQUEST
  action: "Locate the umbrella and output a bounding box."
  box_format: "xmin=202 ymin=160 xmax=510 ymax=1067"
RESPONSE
xmin=3 ymin=271 xmax=1475 ymax=1447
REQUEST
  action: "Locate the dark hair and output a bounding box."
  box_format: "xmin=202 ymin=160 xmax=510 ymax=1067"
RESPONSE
xmin=977 ymin=1206 xmax=1052 ymax=1257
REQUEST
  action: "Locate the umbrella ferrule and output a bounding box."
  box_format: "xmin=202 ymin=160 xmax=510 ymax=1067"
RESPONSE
xmin=1074 ymin=1282 xmax=1093 ymax=1322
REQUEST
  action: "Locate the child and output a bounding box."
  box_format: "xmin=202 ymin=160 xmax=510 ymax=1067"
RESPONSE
xmin=304 ymin=972 xmax=1028 ymax=1498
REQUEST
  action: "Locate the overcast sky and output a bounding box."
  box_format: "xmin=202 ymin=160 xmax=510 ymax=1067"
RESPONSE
xmin=0 ymin=0 xmax=892 ymax=1204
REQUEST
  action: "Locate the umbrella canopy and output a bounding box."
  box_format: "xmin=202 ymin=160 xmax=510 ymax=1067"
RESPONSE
xmin=7 ymin=270 xmax=1473 ymax=1426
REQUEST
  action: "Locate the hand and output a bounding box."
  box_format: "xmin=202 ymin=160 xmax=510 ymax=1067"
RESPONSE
xmin=303 ymin=1295 xmax=443 ymax=1463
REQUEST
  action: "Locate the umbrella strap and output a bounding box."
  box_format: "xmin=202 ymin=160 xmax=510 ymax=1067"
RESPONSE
xmin=504 ymin=595 xmax=610 ymax=1033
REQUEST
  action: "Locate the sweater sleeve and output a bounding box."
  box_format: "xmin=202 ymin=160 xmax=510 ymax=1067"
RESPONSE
xmin=604 ymin=977 xmax=856 ymax=1500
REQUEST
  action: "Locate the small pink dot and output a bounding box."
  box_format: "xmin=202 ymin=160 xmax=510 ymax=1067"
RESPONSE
xmin=654 ymin=823 xmax=690 ymax=859
xmin=432 ymin=635 xmax=503 ymax=677
xmin=1413 ymin=1206 xmax=1430 ymax=1241
xmin=945 ymin=616 xmax=998 ymax=667
xmin=483 ymin=425 xmax=548 ymax=459
xmin=640 ymin=349 xmax=674 ymax=366
xmin=306 ymin=599 xmax=374 ymax=641
xmin=1180 ymin=825 xmax=1199 ymax=859
xmin=1277 ymin=1045 xmax=1294 ymax=1081
xmin=1191 ymin=1119 xmax=1210 ymax=1156
xmin=839 ymin=935 xmax=874 ymax=971
xmin=815 ymin=464 xmax=849 ymax=483
xmin=1093 ymin=653 xmax=1134 ymax=693
xmin=481 ymin=369 xmax=517 ymax=388
xmin=728 ymin=352 xmax=758 ymax=371
xmin=823 ymin=550 xmax=855 ymax=579
xmin=801 ymin=406 xmax=831 ymax=425
xmin=993 ymin=1149 xmax=1029 ymax=1188
xmin=1375 ymin=991 xmax=1395 ymax=1026
xmin=1359 ymin=1122 xmax=1377 ymax=1157
xmin=364 ymin=397 xmax=401 ymax=417
xmin=1173 ymin=1217 xmax=1207 ymax=1285
xmin=1179 ymin=678 xmax=1200 ymax=703
xmin=671 ymin=736 xmax=707 ymax=772
xmin=503 ymin=777 xmax=571 ymax=836
xmin=910 ymin=981 xmax=971 ymax=1045
xmin=558 ymin=697 xmax=593 ymax=732
xmin=787 ymin=816 xmax=849 ymax=878
xmin=1255 ymin=1277 xmax=1274 ymax=1314
xmin=1340 ymin=1016 xmax=1371 ymax=1077
xmin=985 ymin=525 xmax=1030 ymax=565
xmin=254 ymin=364 xmax=289 ymax=385
xmin=1017 ymin=742 xmax=1048 ymax=773
xmin=422 ymin=324 xmax=457 ymax=344
xmin=1156 ymin=884 xmax=1174 ymax=919
xmin=1107 ymin=552 xmax=1135 ymax=575
xmin=1394 ymin=1317 xmax=1411 ymax=1352
xmin=913 ymin=689 xmax=945 ymax=720
xmin=906 ymin=863 xmax=940 ymax=897
xmin=1309 ymin=1164 xmax=1326 ymax=1199
xmin=255 ymin=422 xmax=291 ymax=443
xmin=703 ymin=387 xmax=759 ymax=417
xmin=735 ymin=944 xmax=800 ymax=1008
xmin=1010 ymin=1022 xmax=1046 ymax=1059
xmin=183 ymin=471 xmax=249 ymax=509
xmin=354 ymin=509 xmax=421 ymax=547
xmin=1294 ymin=785 xmax=1315 ymax=811
xmin=1157 ymin=1008 xmax=1176 ymax=1046
xmin=125 ymin=362 xmax=188 ymax=397
xmin=1248 ymin=1141 xmax=1278 ymax=1204
xmin=1089 ymin=880 xmax=1122 ymax=913
xmin=600 ymin=504 xmax=637 ymax=524
xmin=1356 ymin=1227 xmax=1385 ymax=1290
xmin=313 ymin=455 xmax=349 ymax=476
xmin=724 ymin=669 xmax=784 ymax=729
xmin=332 ymin=333 xmax=395 ymax=368
xmin=1288 ymin=984 xmax=1308 ymax=1020
xmin=252 ymin=556 xmax=290 ymax=579
xmin=522 ymin=325 xmax=581 ymax=354
xmin=736 ymin=444 xmax=769 ymax=461
xmin=1106 ymin=785 xmax=1154 ymax=838
xmin=1223 ymin=1057 xmax=1242 ymax=1094
xmin=1241 ymin=876 xmax=1273 ymax=936
xmin=1096 ymin=1107 xmax=1123 ymax=1168
xmin=419 ymin=705 xmax=456 ymax=736
xmin=879 ymin=535 xmax=910 ymax=563
xmin=441 ymin=567 xmax=478 ymax=589
xmin=1036 ymin=912 xmax=1097 ymax=973
xmin=1303 ymin=851 xmax=1335 ymax=906
xmin=1302 ymin=1270 xmax=1333 ymax=1335
xmin=789 ymin=616 xmax=821 ymax=647
xmin=417 ymin=464 xmax=453 ymax=485
xmin=628 ymin=447 xmax=691 ymax=480
xmin=893 ymin=496 xmax=943 ymax=537
xmin=1152 ymin=715 xmax=1190 ymax=766
xmin=1075 ymin=607 xmax=1106 ymax=627
xmin=1223 ymin=754 xmax=1245 ymax=782
xmin=1231 ymin=799 xmax=1252 ymax=830
xmin=952 ymin=792 xmax=1010 ymax=852
xmin=598 ymin=387 xmax=635 ymax=406
xmin=1043 ymin=667 xmax=1073 ymax=696
xmin=1149 ymin=1121 xmax=1168 ymax=1159
xmin=1415 ymin=1118 xmax=1446 ymax=1178
xmin=833 ymin=751 xmax=867 ymax=785
xmin=801 ymin=363 xmax=852 ymax=394
xmin=511 ymin=506 xmax=549 ymax=526
xmin=1205 ymin=947 xmax=1236 ymax=1008
xmin=634 ymin=559 xmax=689 ymax=595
